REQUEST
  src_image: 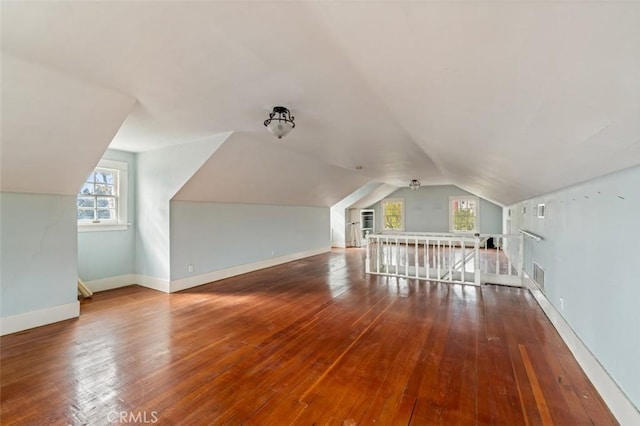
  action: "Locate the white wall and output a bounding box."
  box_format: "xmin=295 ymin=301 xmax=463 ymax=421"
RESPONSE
xmin=0 ymin=54 xmax=135 ymax=196
xmin=330 ymin=182 xmax=383 ymax=248
xmin=0 ymin=193 xmax=78 ymax=322
xmin=0 ymin=55 xmax=134 ymax=333
xmin=510 ymin=164 xmax=640 ymax=412
xmin=370 ymin=185 xmax=503 ymax=233
xmin=170 ymin=201 xmax=330 ymax=281
xmin=135 ymin=135 xmax=229 ymax=284
xmin=330 ymin=207 xmax=348 ymax=248
xmin=77 ymin=149 xmax=136 ymax=283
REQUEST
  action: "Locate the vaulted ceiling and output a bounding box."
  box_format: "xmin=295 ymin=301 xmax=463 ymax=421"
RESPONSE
xmin=2 ymin=1 xmax=639 ymax=206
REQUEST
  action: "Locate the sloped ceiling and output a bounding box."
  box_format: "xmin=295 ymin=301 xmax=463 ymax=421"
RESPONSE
xmin=0 ymin=54 xmax=136 ymax=195
xmin=2 ymin=1 xmax=639 ymax=205
xmin=173 ymin=132 xmax=372 ymax=207
xmin=350 ymin=184 xmax=401 ymax=210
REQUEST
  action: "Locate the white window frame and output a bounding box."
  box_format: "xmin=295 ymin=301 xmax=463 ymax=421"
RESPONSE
xmin=78 ymin=159 xmax=128 ymax=232
xmin=449 ymin=196 xmax=480 ymax=233
xmin=381 ymin=198 xmax=405 ymax=231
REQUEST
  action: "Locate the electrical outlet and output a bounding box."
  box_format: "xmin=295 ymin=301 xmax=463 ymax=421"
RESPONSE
xmin=559 ymin=297 xmax=564 ymax=311
xmin=188 ymin=264 xmax=194 ymax=273
xmin=271 ymin=250 xmax=274 ymax=256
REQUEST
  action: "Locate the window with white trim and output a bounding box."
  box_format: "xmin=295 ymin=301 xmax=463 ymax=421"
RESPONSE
xmin=449 ymin=196 xmax=479 ymax=233
xmin=78 ymin=159 xmax=128 ymax=232
xmin=382 ymin=198 xmax=404 ymax=231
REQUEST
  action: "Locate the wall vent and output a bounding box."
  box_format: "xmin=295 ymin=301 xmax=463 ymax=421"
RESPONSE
xmin=537 ymin=204 xmax=546 ymax=218
xmin=532 ymin=261 xmax=545 ymax=291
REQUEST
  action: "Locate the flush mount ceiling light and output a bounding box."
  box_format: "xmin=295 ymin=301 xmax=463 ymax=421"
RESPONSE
xmin=409 ymin=179 xmax=421 ymax=190
xmin=264 ymin=106 xmax=295 ymax=139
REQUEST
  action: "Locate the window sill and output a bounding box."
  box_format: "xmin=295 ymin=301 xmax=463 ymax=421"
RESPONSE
xmin=78 ymin=223 xmax=130 ymax=233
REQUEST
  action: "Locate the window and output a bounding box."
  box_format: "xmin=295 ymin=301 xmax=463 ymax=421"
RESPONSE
xmin=78 ymin=159 xmax=128 ymax=232
xmin=537 ymin=203 xmax=545 ymax=218
xmin=382 ymin=199 xmax=404 ymax=231
xmin=449 ymin=196 xmax=479 ymax=233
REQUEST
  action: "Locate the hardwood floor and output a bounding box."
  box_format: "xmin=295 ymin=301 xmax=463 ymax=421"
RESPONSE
xmin=1 ymin=249 xmax=617 ymax=425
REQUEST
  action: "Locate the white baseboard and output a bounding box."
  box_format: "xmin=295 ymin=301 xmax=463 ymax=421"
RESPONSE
xmin=84 ymin=274 xmax=169 ymax=293
xmin=170 ymin=247 xmax=331 ymax=293
xmin=136 ymin=275 xmax=170 ymax=293
xmin=0 ymin=301 xmax=79 ymax=336
xmin=0 ymin=248 xmax=327 ymax=335
xmin=523 ymin=272 xmax=640 ymax=425
xmin=84 ymin=274 xmax=138 ymax=292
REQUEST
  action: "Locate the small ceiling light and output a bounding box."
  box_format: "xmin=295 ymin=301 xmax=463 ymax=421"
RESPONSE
xmin=409 ymin=179 xmax=421 ymax=190
xmin=264 ymin=106 xmax=295 ymax=139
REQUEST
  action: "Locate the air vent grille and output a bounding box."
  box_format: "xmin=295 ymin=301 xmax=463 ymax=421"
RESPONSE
xmin=537 ymin=204 xmax=546 ymax=218
xmin=533 ymin=262 xmax=545 ymax=291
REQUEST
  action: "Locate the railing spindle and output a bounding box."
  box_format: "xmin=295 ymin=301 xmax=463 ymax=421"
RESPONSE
xmin=474 ymin=234 xmax=481 ymax=285
xmin=437 ymin=240 xmax=441 ymax=280
xmin=365 ymin=238 xmax=370 ymax=273
xmin=385 ymin=236 xmax=389 ymax=273
xmin=405 ymin=237 xmax=409 ymax=277
xmin=414 ymin=238 xmax=419 ymax=278
xmin=395 ymin=237 xmax=399 ymax=276
xmin=426 ymin=239 xmax=430 ymax=279
xmin=448 ymin=240 xmax=453 ymax=282
xmin=507 ymin=239 xmax=512 ymax=276
xmin=495 ymin=238 xmax=499 ymax=275
xmin=461 ymin=239 xmax=465 ymax=283
xmin=422 ymin=238 xmax=427 ymax=279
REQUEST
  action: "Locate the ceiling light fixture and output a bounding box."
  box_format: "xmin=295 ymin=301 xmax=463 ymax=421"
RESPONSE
xmin=409 ymin=179 xmax=421 ymax=190
xmin=264 ymin=106 xmax=295 ymax=139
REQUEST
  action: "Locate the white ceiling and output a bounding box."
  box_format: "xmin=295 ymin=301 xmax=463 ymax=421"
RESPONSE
xmin=0 ymin=54 xmax=135 ymax=195
xmin=350 ymin=184 xmax=400 ymax=210
xmin=173 ymin=132 xmax=372 ymax=207
xmin=2 ymin=1 xmax=639 ymax=205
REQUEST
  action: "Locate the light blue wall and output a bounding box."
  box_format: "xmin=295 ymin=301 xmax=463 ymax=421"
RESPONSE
xmin=170 ymin=201 xmax=330 ymax=281
xmin=135 ymin=138 xmax=226 ymax=281
xmin=0 ymin=193 xmax=78 ymax=317
xmin=77 ymin=149 xmax=136 ymax=281
xmin=510 ymin=165 xmax=640 ymax=409
xmin=330 ymin=182 xmax=383 ymax=247
xmin=370 ymin=185 xmax=503 ymax=234
xmin=479 ymin=198 xmax=503 ymax=235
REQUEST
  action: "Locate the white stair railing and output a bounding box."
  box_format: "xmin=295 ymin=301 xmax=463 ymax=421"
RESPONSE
xmin=365 ymin=232 xmax=523 ymax=286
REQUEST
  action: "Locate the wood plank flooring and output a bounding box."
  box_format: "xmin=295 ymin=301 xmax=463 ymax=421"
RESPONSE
xmin=1 ymin=249 xmax=617 ymax=425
